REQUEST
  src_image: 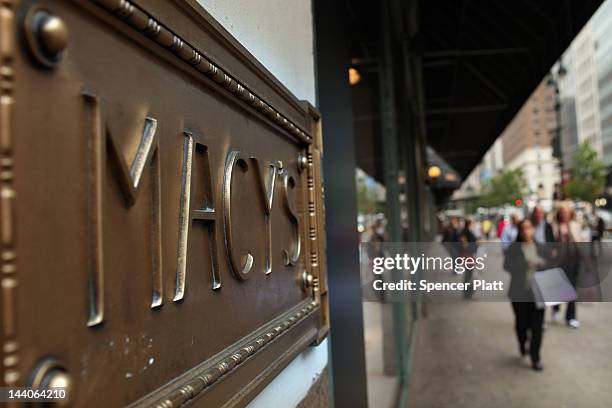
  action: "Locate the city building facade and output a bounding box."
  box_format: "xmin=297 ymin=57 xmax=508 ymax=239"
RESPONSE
xmin=501 ymin=81 xmax=559 ymax=200
xmin=593 ymin=0 xmax=612 ymax=165
xmin=455 ymin=82 xmax=560 ymax=202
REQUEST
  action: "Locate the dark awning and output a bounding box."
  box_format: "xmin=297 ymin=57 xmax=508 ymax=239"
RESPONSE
xmin=427 ymin=146 xmax=461 ymax=190
xmin=350 ymin=0 xmax=604 ymax=181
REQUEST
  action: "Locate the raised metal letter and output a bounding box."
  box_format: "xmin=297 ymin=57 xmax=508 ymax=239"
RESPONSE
xmin=82 ymin=92 xmax=105 ymax=326
xmin=82 ymin=91 xmax=163 ymax=321
xmin=223 ymin=151 xmax=253 ymax=280
xmin=281 ymin=170 xmax=301 ymax=265
xmin=174 ymin=131 xmax=220 ymax=302
xmin=252 ymin=159 xmax=282 ymax=274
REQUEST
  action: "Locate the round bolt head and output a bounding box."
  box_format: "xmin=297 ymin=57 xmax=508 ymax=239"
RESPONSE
xmin=24 ymin=6 xmax=69 ymax=68
xmin=39 ymin=15 xmax=69 ymax=56
xmin=297 ymin=153 xmax=308 ymax=172
xmin=28 ymin=359 xmax=72 ymax=407
xmin=45 ymin=370 xmax=71 ymax=406
xmin=47 ymin=369 xmax=70 ymax=389
xmin=301 ymin=271 xmax=313 ymax=290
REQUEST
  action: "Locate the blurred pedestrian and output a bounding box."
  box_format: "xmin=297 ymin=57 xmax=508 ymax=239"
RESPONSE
xmin=366 ymin=220 xmax=386 ymax=260
xmin=531 ymin=206 xmax=554 ymax=244
xmin=530 ymin=206 xmax=554 ymax=329
xmin=366 ymin=220 xmax=387 ymax=300
xmin=459 ymin=218 xmax=478 ymax=299
xmin=590 ymin=208 xmax=605 ymax=257
xmin=482 ymin=218 xmax=493 ymax=240
xmin=497 ymin=217 xmax=507 ymax=239
xmin=442 ymin=216 xmax=461 ymax=259
xmin=442 ymin=216 xmax=460 ymax=243
xmin=502 ymin=213 xmax=521 ymax=251
xmin=550 ymin=205 xmax=582 ymax=328
xmin=471 ymin=219 xmax=482 ymax=240
xmin=504 ymin=219 xmax=551 ymax=371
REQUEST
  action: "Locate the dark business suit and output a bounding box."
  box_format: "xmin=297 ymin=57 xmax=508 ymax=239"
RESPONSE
xmin=543 ymin=221 xmax=555 ymax=243
xmin=503 ymin=242 xmax=551 ymax=364
xmin=459 ymin=228 xmax=478 ymax=298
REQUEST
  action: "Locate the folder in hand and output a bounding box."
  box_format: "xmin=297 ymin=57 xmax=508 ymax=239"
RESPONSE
xmin=530 ymin=267 xmax=578 ymax=309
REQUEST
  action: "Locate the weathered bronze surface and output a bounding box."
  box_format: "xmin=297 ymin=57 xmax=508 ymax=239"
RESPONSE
xmin=0 ymin=0 xmax=328 ymax=406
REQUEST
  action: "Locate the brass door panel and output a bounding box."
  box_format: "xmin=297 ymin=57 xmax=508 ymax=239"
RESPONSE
xmin=0 ymin=0 xmax=328 ymax=406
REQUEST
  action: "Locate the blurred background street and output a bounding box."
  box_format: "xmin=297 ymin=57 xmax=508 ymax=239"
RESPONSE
xmin=408 ymin=302 xmax=612 ymax=408
xmin=351 ymin=0 xmax=612 ymax=405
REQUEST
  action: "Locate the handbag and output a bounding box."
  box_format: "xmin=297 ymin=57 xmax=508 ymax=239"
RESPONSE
xmin=530 ymin=267 xmax=578 ymax=309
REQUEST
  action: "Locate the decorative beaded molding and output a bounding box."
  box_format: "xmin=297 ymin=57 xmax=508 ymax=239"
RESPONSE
xmin=0 ymin=0 xmax=19 ymax=387
xmin=148 ymin=300 xmax=317 ymax=408
xmin=306 ymin=138 xmax=329 ymax=342
xmin=91 ymin=0 xmax=312 ymax=144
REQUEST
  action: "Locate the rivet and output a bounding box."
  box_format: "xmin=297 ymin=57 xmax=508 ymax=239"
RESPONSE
xmin=24 ymin=7 xmax=69 ymax=68
xmin=28 ymin=358 xmax=71 ymax=406
xmin=297 ymin=153 xmax=308 ymax=173
xmin=39 ymin=15 xmax=68 ymax=56
xmin=301 ymin=270 xmax=314 ymax=291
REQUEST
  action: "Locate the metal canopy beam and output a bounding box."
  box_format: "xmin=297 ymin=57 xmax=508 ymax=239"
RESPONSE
xmin=349 ymin=0 xmax=604 ymax=180
xmin=426 ymin=105 xmax=507 ymax=115
xmin=424 ymin=48 xmax=529 ymax=58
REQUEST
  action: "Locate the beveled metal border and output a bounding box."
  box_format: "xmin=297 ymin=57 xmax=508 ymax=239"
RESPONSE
xmin=130 ymin=300 xmax=318 ymax=408
xmin=0 ymin=0 xmax=20 ymax=387
xmin=7 ymin=0 xmax=328 ymax=403
xmin=89 ymin=0 xmax=312 ymax=144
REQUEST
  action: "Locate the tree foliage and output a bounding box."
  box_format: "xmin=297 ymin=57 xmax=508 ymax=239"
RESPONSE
xmin=357 ymin=177 xmax=384 ymax=214
xmin=479 ymin=168 xmax=527 ymax=207
xmin=566 ymin=142 xmax=607 ymax=203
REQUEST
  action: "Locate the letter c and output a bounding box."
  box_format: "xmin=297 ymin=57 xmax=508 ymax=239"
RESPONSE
xmin=223 ymin=150 xmax=254 ymax=280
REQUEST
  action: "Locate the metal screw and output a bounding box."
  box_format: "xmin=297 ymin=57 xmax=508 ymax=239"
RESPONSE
xmin=297 ymin=153 xmax=308 ymax=173
xmin=38 ymin=15 xmax=69 ymax=56
xmin=24 ymin=7 xmax=69 ymax=68
xmin=28 ymin=359 xmax=71 ymax=407
xmin=301 ymin=270 xmax=314 ymax=291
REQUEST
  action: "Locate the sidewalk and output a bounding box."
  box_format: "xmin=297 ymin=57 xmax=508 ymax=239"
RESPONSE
xmin=408 ymin=301 xmax=612 ymax=408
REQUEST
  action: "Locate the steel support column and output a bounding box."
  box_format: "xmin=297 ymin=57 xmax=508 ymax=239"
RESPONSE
xmin=383 ymin=0 xmax=428 ymax=406
xmin=313 ymin=1 xmax=368 ymax=407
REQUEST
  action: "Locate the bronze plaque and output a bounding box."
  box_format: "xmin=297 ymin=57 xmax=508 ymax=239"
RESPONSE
xmin=0 ymin=0 xmax=328 ymax=406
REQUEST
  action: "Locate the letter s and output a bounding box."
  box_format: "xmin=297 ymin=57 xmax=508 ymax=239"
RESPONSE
xmin=281 ymin=170 xmax=301 ymax=265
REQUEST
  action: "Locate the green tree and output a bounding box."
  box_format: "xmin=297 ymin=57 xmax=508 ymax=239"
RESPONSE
xmin=479 ymin=168 xmax=527 ymax=207
xmin=566 ymin=141 xmax=607 ymax=203
xmin=356 ymin=176 xmax=384 ymax=214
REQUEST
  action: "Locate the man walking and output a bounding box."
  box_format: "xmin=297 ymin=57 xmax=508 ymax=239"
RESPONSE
xmin=502 ymin=213 xmax=521 ymax=251
xmin=531 ymin=206 xmax=554 ymax=244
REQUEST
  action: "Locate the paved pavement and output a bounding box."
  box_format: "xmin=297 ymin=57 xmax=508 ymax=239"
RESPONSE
xmin=408 ymin=301 xmax=612 ymax=408
xmin=363 ymin=302 xmax=399 ymax=408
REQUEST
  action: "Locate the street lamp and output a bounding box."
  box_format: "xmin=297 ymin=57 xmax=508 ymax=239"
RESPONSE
xmin=348 ymin=67 xmax=361 ymax=85
xmin=547 ymin=59 xmax=567 ymax=199
xmin=427 ymin=165 xmax=441 ymax=179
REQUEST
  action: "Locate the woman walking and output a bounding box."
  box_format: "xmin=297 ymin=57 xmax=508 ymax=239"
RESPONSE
xmin=550 ymin=205 xmax=583 ymax=328
xmin=503 ymin=219 xmax=551 ymax=371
